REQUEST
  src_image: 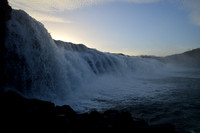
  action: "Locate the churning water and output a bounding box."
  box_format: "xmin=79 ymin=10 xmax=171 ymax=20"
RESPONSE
xmin=66 ymin=69 xmax=200 ymax=133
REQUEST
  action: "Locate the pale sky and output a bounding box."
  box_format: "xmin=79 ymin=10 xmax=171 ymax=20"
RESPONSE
xmin=8 ymin=0 xmax=200 ymax=56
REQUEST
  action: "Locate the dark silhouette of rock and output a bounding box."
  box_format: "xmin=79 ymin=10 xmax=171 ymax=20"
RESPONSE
xmin=0 ymin=0 xmax=12 ymax=87
xmin=0 ymin=90 xmax=176 ymax=133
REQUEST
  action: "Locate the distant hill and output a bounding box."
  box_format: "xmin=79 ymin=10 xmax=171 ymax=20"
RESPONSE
xmin=163 ymin=48 xmax=200 ymax=68
xmin=166 ymin=48 xmax=200 ymax=58
xmin=141 ymin=48 xmax=200 ymax=68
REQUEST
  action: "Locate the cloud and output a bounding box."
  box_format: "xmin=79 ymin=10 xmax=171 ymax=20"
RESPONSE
xmin=123 ymin=0 xmax=160 ymax=3
xmin=181 ymin=0 xmax=200 ymax=26
xmin=8 ymin=0 xmax=72 ymax=23
xmin=10 ymin=0 xmax=199 ymax=27
xmin=9 ymin=0 xmax=106 ymax=12
xmin=8 ymin=0 xmax=160 ymax=23
xmin=9 ymin=0 xmax=160 ymax=12
xmin=30 ymin=12 xmax=72 ymax=23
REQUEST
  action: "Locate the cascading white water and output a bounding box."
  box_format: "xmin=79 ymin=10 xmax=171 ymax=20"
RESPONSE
xmin=3 ymin=11 xmax=161 ymax=104
xmin=5 ymin=9 xmax=169 ymax=105
xmin=5 ymin=9 xmax=83 ymax=101
xmin=6 ymin=9 xmax=179 ymax=106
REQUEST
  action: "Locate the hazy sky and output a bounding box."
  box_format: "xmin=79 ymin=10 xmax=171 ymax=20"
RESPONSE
xmin=9 ymin=0 xmax=200 ymax=56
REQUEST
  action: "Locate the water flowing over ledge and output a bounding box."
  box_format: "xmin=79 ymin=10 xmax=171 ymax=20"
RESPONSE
xmin=4 ymin=9 xmax=170 ymax=103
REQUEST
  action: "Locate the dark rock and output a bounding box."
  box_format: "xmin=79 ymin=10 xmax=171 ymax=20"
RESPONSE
xmin=148 ymin=124 xmax=176 ymax=133
xmin=55 ymin=105 xmax=77 ymax=118
xmin=0 ymin=90 xmax=177 ymax=132
xmin=0 ymin=0 xmax=12 ymax=87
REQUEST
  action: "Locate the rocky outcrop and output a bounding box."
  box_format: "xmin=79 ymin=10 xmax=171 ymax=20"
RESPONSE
xmin=0 ymin=90 xmax=176 ymax=133
xmin=0 ymin=0 xmax=12 ymax=87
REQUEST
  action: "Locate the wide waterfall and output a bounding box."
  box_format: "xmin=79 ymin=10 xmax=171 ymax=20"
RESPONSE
xmin=4 ymin=9 xmax=168 ymax=104
xmin=2 ymin=9 xmax=200 ymax=133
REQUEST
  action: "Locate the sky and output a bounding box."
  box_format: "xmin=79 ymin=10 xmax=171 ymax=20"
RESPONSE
xmin=8 ymin=0 xmax=200 ymax=56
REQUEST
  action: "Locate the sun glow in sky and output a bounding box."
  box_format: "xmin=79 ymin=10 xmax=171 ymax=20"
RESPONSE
xmin=9 ymin=0 xmax=200 ymax=56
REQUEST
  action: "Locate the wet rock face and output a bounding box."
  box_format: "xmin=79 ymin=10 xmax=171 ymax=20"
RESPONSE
xmin=0 ymin=0 xmax=12 ymax=87
xmin=0 ymin=90 xmax=176 ymax=133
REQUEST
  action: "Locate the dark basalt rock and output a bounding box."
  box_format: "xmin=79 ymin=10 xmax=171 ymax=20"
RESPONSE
xmin=0 ymin=89 xmax=176 ymax=133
